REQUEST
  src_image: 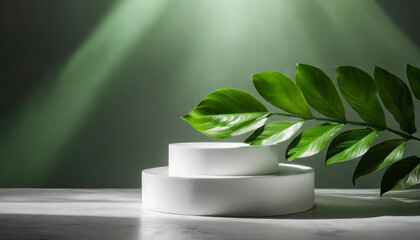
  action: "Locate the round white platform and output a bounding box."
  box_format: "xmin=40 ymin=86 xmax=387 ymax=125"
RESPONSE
xmin=142 ymin=164 xmax=314 ymax=216
xmin=169 ymin=142 xmax=280 ymax=176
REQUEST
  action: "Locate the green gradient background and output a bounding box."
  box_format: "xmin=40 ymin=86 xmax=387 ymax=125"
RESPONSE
xmin=1 ymin=0 xmax=420 ymax=188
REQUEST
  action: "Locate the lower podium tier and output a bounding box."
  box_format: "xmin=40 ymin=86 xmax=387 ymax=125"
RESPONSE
xmin=142 ymin=164 xmax=314 ymax=216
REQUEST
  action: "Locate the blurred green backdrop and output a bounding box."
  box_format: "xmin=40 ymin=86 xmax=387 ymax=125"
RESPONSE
xmin=1 ymin=0 xmax=420 ymax=188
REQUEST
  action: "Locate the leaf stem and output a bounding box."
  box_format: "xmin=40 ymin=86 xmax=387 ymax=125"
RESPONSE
xmin=272 ymin=112 xmax=420 ymax=141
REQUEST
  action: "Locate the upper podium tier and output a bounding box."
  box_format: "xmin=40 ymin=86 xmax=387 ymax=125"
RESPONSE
xmin=169 ymin=142 xmax=280 ymax=176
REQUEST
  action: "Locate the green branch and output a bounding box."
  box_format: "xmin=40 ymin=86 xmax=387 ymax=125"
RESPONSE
xmin=183 ymin=63 xmax=420 ymax=195
xmin=272 ymin=112 xmax=420 ymax=141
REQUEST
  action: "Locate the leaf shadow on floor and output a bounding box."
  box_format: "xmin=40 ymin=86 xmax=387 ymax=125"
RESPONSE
xmin=268 ymin=190 xmax=420 ymax=219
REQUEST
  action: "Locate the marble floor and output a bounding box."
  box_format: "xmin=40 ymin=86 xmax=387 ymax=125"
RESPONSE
xmin=1 ymin=189 xmax=420 ymax=239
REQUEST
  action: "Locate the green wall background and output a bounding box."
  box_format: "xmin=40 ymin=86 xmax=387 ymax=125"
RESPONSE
xmin=1 ymin=0 xmax=420 ymax=188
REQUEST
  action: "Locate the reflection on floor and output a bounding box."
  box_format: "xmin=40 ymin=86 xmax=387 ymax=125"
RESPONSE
xmin=0 ymin=189 xmax=419 ymax=240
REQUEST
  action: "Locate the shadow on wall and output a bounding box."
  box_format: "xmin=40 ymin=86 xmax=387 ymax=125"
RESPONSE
xmin=1 ymin=0 xmax=420 ymax=188
xmin=377 ymin=0 xmax=420 ymax=48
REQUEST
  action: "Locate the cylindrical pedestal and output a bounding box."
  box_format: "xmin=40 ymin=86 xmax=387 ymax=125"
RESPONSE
xmin=169 ymin=142 xmax=280 ymax=176
xmin=142 ymin=164 xmax=314 ymax=216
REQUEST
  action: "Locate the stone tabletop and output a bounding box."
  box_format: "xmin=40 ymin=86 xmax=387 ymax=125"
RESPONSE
xmin=1 ymin=189 xmax=420 ymax=240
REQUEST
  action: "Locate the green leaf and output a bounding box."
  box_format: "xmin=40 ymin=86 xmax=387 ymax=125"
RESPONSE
xmin=251 ymin=71 xmax=312 ymax=117
xmin=353 ymin=139 xmax=406 ymax=185
xmin=374 ymin=66 xmax=416 ymax=134
xmin=245 ymin=121 xmax=304 ymax=145
xmin=182 ymin=88 xmax=270 ymax=139
xmin=407 ymin=64 xmax=420 ymax=100
xmin=295 ymin=64 xmax=346 ymax=120
xmin=381 ymin=156 xmax=420 ymax=196
xmin=326 ymin=128 xmax=381 ymax=165
xmin=286 ymin=123 xmax=344 ymax=161
xmin=336 ymin=66 xmax=386 ymax=127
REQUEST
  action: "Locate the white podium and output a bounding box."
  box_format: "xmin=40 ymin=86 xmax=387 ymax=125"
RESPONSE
xmin=142 ymin=142 xmax=314 ymax=216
